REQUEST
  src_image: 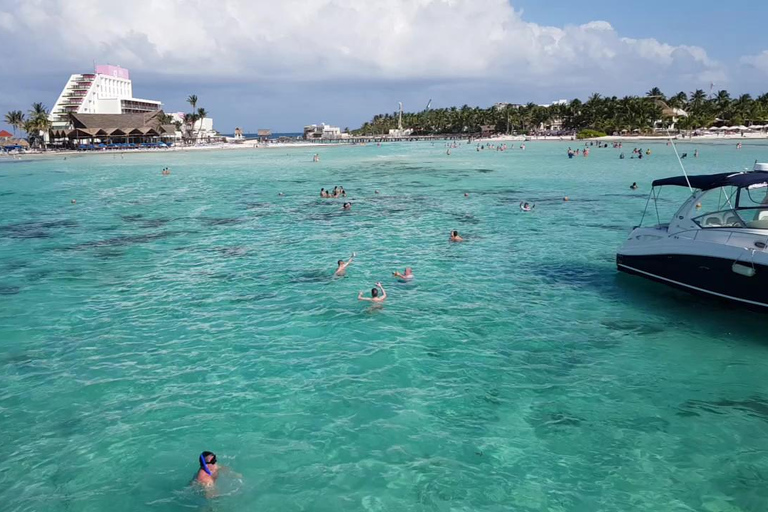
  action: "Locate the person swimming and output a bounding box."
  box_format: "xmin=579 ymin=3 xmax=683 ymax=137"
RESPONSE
xmin=393 ymin=267 xmax=414 ymax=281
xmin=358 ymin=282 xmax=386 ymax=303
xmin=335 ymin=252 xmax=355 ymax=276
xmin=520 ymin=202 xmax=534 ymax=211
xmin=194 ymin=451 xmax=219 ymax=491
xmin=449 ymin=230 xmax=464 ymax=242
xmin=630 ymin=182 xmax=638 ymax=190
xmin=342 ymin=202 xmax=351 ymax=210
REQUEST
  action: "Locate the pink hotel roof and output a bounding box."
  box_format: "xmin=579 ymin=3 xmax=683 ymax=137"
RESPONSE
xmin=95 ymin=64 xmax=130 ymax=80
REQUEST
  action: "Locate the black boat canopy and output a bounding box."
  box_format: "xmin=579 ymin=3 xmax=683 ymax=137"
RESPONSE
xmin=652 ymin=171 xmax=768 ymax=190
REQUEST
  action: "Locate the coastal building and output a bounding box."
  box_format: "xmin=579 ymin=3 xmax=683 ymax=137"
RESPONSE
xmin=49 ymin=65 xmax=162 ymax=129
xmin=257 ymin=129 xmax=272 ymax=142
xmin=303 ymin=123 xmax=346 ymax=140
xmin=494 ymin=102 xmax=523 ymax=111
xmin=49 ymin=111 xmax=179 ymax=146
xmin=168 ymin=112 xmax=218 ymax=141
xmin=480 ymin=124 xmax=497 ymax=137
xmin=0 ymin=129 xmax=11 ymax=141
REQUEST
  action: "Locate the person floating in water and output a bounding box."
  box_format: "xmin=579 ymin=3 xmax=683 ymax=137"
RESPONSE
xmin=342 ymin=202 xmax=351 ymax=210
xmin=520 ymin=202 xmax=534 ymax=211
xmin=619 ymin=152 xmax=625 ymax=159
xmin=393 ymin=267 xmax=414 ymax=281
xmin=335 ymin=252 xmax=355 ymax=276
xmin=194 ymin=451 xmax=220 ymax=496
xmin=630 ymin=182 xmax=638 ymax=190
xmin=313 ymin=153 xmax=320 ymax=162
xmin=358 ymin=282 xmax=386 ymax=303
xmin=449 ymin=230 xmax=464 ymax=242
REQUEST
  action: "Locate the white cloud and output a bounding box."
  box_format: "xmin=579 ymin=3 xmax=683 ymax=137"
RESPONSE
xmin=741 ymin=51 xmax=768 ymax=75
xmin=0 ymin=0 xmax=726 ymax=89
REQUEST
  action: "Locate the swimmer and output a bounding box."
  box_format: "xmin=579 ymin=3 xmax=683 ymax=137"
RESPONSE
xmin=193 ymin=451 xmax=240 ymax=497
xmin=630 ymin=182 xmax=638 ymax=190
xmin=278 ymin=192 xmax=284 ymax=196
xmin=520 ymin=202 xmax=534 ymax=211
xmin=313 ymin=153 xmax=320 ymax=162
xmin=446 ymin=149 xmax=451 ymax=155
xmin=393 ymin=267 xmax=414 ymax=281
xmin=694 ymin=149 xmax=699 ymax=158
xmin=71 ymin=199 xmax=76 ymax=204
xmin=358 ymin=282 xmax=386 ymax=303
xmin=464 ymin=193 xmax=469 ymax=197
xmin=375 ymin=190 xmax=380 ymax=194
xmin=563 ymin=196 xmax=569 ymax=202
xmin=194 ymin=451 xmax=219 ymax=492
xmin=342 ymin=202 xmax=351 ymax=210
xmin=320 ymin=188 xmax=326 ymax=198
xmin=335 ymin=252 xmax=355 ymax=276
xmin=449 ymin=230 xmax=464 ymax=242
xmin=696 ymin=202 xmax=702 ymax=209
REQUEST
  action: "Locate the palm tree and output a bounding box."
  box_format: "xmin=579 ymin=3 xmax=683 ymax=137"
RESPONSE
xmin=186 ymin=95 xmax=198 ymax=112
xmin=689 ymin=89 xmax=707 ymax=111
xmin=196 ymin=107 xmax=207 ymax=140
xmin=4 ymin=110 xmax=24 ymax=136
xmin=646 ymin=87 xmax=665 ymax=100
xmin=25 ymin=103 xmax=51 ymax=149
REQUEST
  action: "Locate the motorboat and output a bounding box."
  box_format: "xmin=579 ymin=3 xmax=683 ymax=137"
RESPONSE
xmin=617 ymin=162 xmax=768 ymax=309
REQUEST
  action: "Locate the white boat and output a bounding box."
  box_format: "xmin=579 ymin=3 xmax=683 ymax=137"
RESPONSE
xmin=617 ymin=162 xmax=768 ymax=309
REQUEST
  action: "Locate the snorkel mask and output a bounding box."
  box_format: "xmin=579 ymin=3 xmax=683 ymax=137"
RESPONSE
xmin=199 ymin=453 xmax=216 ymax=475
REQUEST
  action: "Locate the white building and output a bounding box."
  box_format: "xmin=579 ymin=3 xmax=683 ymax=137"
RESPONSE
xmin=169 ymin=112 xmax=218 ymax=140
xmin=49 ymin=65 xmax=162 ymax=129
xmin=304 ymin=123 xmax=347 ymax=140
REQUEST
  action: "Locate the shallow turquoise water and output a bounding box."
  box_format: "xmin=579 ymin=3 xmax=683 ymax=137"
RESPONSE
xmin=1 ymin=141 xmax=768 ymax=512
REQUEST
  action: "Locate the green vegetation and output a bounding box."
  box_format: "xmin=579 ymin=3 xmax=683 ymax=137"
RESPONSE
xmin=577 ymin=129 xmax=607 ymax=139
xmin=353 ymin=88 xmax=768 ymax=136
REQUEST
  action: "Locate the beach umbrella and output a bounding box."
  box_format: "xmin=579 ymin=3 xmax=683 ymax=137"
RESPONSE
xmin=737 ymin=125 xmax=749 ymax=131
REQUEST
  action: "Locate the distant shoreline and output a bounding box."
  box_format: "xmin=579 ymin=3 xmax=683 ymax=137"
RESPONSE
xmin=3 ymin=132 xmax=767 ymax=162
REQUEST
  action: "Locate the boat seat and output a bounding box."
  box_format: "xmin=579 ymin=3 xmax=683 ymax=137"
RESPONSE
xmin=725 ymin=215 xmax=741 ymax=226
xmin=746 ymin=218 xmax=768 ymax=229
xmin=705 ymin=217 xmax=723 ymax=227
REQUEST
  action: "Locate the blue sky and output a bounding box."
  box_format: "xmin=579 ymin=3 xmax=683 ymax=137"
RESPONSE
xmin=513 ymin=0 xmax=768 ymax=59
xmin=1 ymin=0 xmax=766 ymax=133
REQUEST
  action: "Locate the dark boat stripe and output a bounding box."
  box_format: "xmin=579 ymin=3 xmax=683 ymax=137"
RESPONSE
xmin=617 ymin=263 xmax=768 ymax=308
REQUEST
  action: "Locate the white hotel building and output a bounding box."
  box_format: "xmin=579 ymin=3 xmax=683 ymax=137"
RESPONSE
xmin=49 ymin=65 xmax=163 ymax=129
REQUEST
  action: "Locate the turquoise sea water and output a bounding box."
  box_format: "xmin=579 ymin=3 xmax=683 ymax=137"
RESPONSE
xmin=1 ymin=140 xmax=768 ymax=512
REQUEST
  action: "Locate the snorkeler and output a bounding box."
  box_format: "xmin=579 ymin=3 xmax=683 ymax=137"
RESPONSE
xmin=393 ymin=267 xmax=414 ymax=281
xmin=335 ymin=252 xmax=356 ymax=276
xmin=449 ymin=230 xmax=464 ymax=242
xmin=358 ymin=282 xmax=387 ymax=302
xmin=194 ymin=451 xmax=219 ymax=489
xmin=193 ymin=451 xmax=240 ymax=497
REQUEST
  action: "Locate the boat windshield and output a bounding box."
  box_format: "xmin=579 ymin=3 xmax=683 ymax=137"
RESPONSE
xmin=691 ymin=185 xmax=768 ymax=229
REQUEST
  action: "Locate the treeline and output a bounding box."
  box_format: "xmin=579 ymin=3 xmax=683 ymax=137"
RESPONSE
xmin=353 ymin=88 xmax=768 ymax=136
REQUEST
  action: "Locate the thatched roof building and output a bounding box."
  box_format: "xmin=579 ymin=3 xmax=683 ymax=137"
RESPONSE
xmin=51 ymin=111 xmax=179 ymax=141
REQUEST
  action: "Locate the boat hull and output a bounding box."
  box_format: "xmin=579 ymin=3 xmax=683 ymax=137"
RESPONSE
xmin=617 ymin=253 xmax=768 ymax=309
